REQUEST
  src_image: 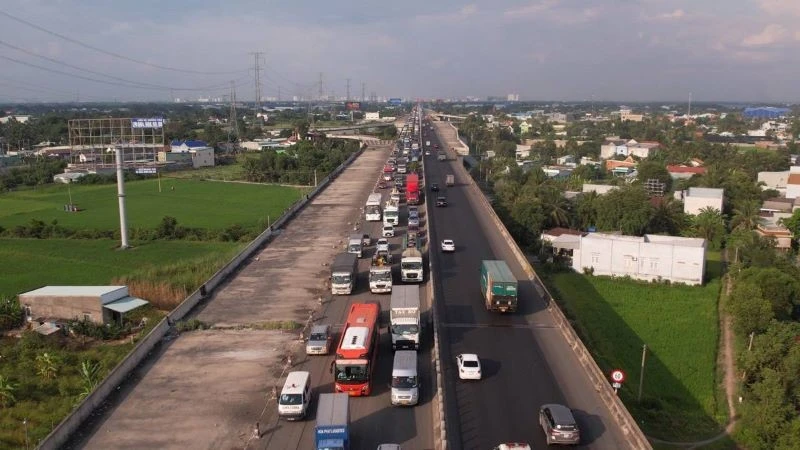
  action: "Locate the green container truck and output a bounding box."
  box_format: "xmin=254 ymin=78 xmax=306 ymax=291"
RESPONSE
xmin=480 ymin=260 xmax=518 ymax=313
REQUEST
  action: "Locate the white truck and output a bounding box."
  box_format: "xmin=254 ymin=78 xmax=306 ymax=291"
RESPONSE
xmin=390 ymin=286 xmax=421 ymax=350
xmin=365 ymin=192 xmax=382 ymax=222
xmin=400 ymin=248 xmax=423 ymax=283
xmin=369 ymin=251 xmax=393 ymax=294
xmin=331 ymin=253 xmax=358 ymax=295
xmin=384 ymin=200 xmax=399 ymax=226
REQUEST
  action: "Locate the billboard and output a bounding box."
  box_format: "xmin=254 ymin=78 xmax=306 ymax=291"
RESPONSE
xmin=345 ymin=102 xmax=361 ymax=111
xmin=131 ymin=117 xmax=165 ymax=129
xmin=388 ymin=98 xmax=402 ymax=105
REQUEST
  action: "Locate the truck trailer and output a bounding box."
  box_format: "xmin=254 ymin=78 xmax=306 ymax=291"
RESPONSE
xmin=390 ymin=286 xmax=421 ymax=350
xmin=331 ymin=253 xmax=358 ymax=295
xmin=480 ymin=260 xmax=518 ymax=312
xmin=445 ymin=174 xmax=455 ymax=186
xmin=406 ymin=173 xmax=420 ymax=205
xmin=315 ymin=393 xmax=350 ymax=450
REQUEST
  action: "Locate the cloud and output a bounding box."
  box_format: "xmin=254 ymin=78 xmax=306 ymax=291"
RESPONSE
xmin=503 ymin=0 xmax=560 ymax=18
xmin=656 ymin=9 xmax=685 ymax=20
xmin=741 ymin=24 xmax=788 ymax=47
xmin=503 ymin=1 xmax=601 ymax=25
xmin=757 ymin=0 xmax=800 ymax=17
xmin=414 ymin=4 xmax=479 ymax=24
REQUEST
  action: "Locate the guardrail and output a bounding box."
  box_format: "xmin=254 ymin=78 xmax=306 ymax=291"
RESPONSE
xmin=452 ymin=157 xmax=652 ymax=450
xmin=36 ymin=146 xmax=366 ymax=450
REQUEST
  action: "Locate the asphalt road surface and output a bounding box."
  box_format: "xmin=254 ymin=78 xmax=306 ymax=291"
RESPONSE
xmin=257 ymin=148 xmax=436 ymax=450
xmin=423 ymin=122 xmax=633 ymax=450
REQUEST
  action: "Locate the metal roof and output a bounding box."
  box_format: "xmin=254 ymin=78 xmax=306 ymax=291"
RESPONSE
xmin=20 ymin=286 xmax=127 ymax=297
xmin=103 ymin=296 xmax=149 ymax=314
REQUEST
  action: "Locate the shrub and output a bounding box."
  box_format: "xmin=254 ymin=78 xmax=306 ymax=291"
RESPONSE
xmin=0 ymin=296 xmax=24 ymax=331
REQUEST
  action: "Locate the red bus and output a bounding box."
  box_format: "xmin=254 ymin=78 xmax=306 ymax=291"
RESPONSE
xmin=334 ymin=302 xmax=380 ymax=396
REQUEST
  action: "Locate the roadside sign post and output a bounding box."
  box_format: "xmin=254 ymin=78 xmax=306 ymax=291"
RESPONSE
xmin=610 ymin=369 xmax=626 ymax=395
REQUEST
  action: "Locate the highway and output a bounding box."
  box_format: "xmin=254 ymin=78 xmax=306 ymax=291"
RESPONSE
xmin=424 ymin=120 xmax=633 ymax=449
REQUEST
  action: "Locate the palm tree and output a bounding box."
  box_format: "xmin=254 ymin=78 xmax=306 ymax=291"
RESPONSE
xmin=648 ymin=196 xmax=687 ymax=235
xmin=36 ymin=352 xmax=59 ymax=381
xmin=0 ymin=375 xmax=16 ymax=408
xmin=730 ymin=200 xmax=761 ymax=231
xmin=689 ymin=207 xmax=726 ymax=249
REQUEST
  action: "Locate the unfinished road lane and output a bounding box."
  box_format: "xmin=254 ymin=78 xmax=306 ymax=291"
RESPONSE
xmin=70 ymin=143 xmax=434 ymax=450
xmin=426 ymin=121 xmax=632 ymax=449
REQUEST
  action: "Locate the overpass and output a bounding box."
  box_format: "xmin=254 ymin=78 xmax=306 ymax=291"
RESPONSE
xmin=427 ymin=112 xmax=468 ymax=122
xmin=312 ymin=121 xmax=397 ymax=133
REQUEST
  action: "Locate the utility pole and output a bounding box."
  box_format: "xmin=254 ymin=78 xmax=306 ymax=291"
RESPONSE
xmin=250 ymin=51 xmax=264 ymax=111
xmin=229 ymin=81 xmax=239 ymax=142
xmin=278 ymin=85 xmax=282 ymax=102
xmin=688 ymin=92 xmax=692 ymax=117
xmin=638 ymin=344 xmax=647 ymax=402
xmin=361 ymin=82 xmax=366 ymax=102
xmin=318 ymin=72 xmax=324 ymax=101
xmin=346 ymin=78 xmax=351 ymax=101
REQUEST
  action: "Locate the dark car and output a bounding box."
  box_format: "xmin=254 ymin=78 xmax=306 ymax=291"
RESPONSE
xmin=539 ymin=404 xmax=580 ymax=445
xmin=436 ymin=196 xmax=447 ymax=207
xmin=430 ymin=183 xmax=440 ymax=192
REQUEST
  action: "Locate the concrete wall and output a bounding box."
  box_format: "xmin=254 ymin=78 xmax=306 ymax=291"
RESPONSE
xmin=19 ymin=295 xmax=104 ymax=324
xmin=36 ymin=145 xmax=367 ymax=450
xmin=573 ymin=235 xmax=706 ymax=286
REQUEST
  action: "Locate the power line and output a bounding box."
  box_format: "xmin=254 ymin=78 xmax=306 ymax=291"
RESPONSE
xmin=250 ymin=51 xmax=264 ymax=110
xmin=0 ymin=53 xmax=249 ymax=92
xmin=0 ymin=9 xmax=249 ymax=75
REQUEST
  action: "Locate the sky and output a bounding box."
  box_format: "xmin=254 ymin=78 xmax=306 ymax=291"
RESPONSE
xmin=1 ymin=0 xmax=800 ymax=103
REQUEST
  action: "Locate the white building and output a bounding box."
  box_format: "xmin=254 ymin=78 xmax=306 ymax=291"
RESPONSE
xmin=572 ymin=233 xmax=707 ymax=286
xmin=365 ymin=112 xmax=380 ymax=120
xmin=0 ymin=115 xmax=31 ymax=124
xmin=582 ymin=183 xmax=617 ymax=195
xmin=758 ymin=171 xmax=789 ymax=195
xmin=170 ymin=140 xmax=212 ymax=153
xmin=786 ymin=166 xmax=800 ymax=199
xmin=680 ymin=187 xmax=724 ymax=215
xmin=600 ymin=139 xmax=660 ymax=159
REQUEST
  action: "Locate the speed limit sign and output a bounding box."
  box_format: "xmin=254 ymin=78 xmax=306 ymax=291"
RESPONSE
xmin=610 ymin=369 xmax=626 ymax=384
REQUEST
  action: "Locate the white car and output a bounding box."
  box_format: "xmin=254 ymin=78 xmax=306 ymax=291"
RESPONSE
xmin=492 ymin=444 xmax=531 ymax=450
xmin=376 ymin=238 xmax=390 ymax=253
xmin=456 ymin=353 xmax=481 ymax=380
xmin=441 ymin=239 xmax=455 ymax=252
xmin=382 ymin=224 xmax=395 ymax=238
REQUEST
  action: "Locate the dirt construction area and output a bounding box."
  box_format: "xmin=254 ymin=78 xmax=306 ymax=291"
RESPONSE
xmin=70 ymin=144 xmax=391 ymax=449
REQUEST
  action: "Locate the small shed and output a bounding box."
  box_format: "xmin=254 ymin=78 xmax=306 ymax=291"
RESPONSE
xmin=18 ymin=286 xmax=149 ymax=325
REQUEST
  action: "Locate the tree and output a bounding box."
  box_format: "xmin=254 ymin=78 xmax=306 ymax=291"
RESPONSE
xmin=595 ymin=185 xmax=653 ymax=235
xmin=636 ymin=160 xmax=672 ymax=192
xmin=35 ymin=352 xmax=59 ymax=381
xmin=648 ymin=196 xmax=687 ymax=235
xmin=0 ymin=375 xmax=15 ymax=408
xmin=778 ymin=208 xmax=800 ymax=240
xmin=731 ymin=199 xmax=762 ymax=231
xmin=737 ymin=268 xmax=800 ymax=320
xmin=727 ymin=282 xmax=774 ymax=335
xmin=573 ymin=191 xmax=599 ymax=230
xmin=687 ymin=207 xmax=726 ymax=249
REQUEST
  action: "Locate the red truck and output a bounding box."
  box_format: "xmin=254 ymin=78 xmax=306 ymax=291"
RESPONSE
xmin=406 ymin=173 xmax=420 ymax=205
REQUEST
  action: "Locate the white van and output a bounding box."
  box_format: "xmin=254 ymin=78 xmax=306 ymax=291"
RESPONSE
xmin=347 ymin=234 xmax=363 ymax=258
xmin=390 ymin=350 xmax=419 ymax=406
xmin=278 ymin=371 xmax=312 ymax=420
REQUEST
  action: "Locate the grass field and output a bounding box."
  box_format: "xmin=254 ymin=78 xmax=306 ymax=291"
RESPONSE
xmin=0 ymin=178 xmax=303 ymax=231
xmin=544 ymin=253 xmax=726 ymax=442
xmin=0 ymin=238 xmax=243 ymax=298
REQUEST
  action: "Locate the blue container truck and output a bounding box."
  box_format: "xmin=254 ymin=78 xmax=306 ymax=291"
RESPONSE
xmin=315 ymin=393 xmax=350 ymax=450
xmin=480 ymin=260 xmax=518 ymax=313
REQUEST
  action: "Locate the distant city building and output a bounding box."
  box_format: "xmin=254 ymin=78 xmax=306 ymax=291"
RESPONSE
xmin=742 ymin=107 xmax=790 ymax=119
xmin=0 ymin=115 xmax=31 ymax=124
xmin=170 ymin=140 xmax=211 ymax=153
xmin=600 ymin=139 xmax=660 ymax=159
xmin=507 ymin=94 xmax=520 ymax=101
xmin=365 ymin=112 xmax=380 ymax=120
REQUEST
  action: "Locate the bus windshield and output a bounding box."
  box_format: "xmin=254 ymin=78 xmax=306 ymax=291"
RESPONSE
xmin=335 ymin=363 xmax=369 ymax=383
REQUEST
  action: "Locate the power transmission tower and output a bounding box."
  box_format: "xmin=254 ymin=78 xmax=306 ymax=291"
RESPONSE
xmin=346 ymin=78 xmax=351 ymax=101
xmin=318 ymin=72 xmax=324 ymax=100
xmin=250 ymin=51 xmax=264 ymax=111
xmin=229 ymin=81 xmax=239 ymax=142
xmin=361 ymin=82 xmax=366 ymax=102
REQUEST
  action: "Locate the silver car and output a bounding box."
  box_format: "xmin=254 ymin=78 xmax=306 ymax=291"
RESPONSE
xmin=539 ymin=404 xmax=580 ymax=445
xmin=305 ymin=324 xmax=332 ymax=355
xmin=408 ymin=216 xmax=420 ymax=228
